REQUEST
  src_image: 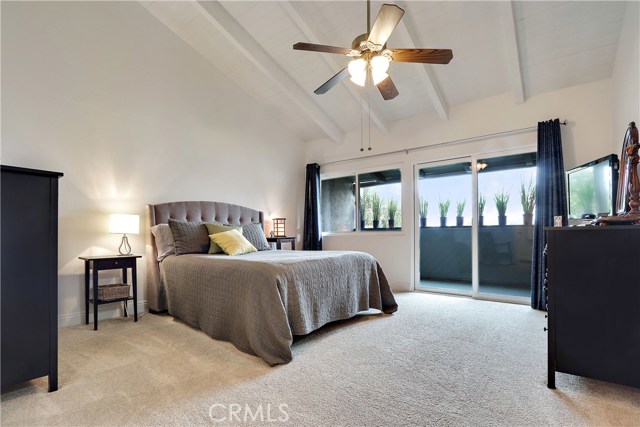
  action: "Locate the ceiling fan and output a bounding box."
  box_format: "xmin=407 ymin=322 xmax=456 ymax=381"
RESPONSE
xmin=293 ymin=1 xmax=453 ymax=100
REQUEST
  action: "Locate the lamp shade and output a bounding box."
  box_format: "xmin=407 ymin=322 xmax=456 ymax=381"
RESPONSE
xmin=348 ymin=59 xmax=366 ymax=87
xmin=109 ymin=214 xmax=139 ymax=235
xmin=273 ymin=218 xmax=286 ymax=237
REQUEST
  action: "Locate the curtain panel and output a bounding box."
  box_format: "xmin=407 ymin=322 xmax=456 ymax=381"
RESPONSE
xmin=531 ymin=119 xmax=567 ymax=310
xmin=303 ymin=163 xmax=322 ymax=250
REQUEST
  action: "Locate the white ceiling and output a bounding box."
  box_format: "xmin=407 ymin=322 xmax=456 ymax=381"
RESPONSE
xmin=139 ymin=1 xmax=630 ymax=143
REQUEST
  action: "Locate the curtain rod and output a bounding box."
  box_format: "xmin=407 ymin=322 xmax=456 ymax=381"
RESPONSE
xmin=320 ymin=120 xmax=568 ymax=167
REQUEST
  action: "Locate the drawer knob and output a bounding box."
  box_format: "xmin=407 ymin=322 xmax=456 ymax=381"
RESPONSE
xmin=543 ymin=327 xmax=548 ymax=332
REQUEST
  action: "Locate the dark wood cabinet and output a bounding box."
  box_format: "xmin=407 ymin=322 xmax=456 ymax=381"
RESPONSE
xmin=546 ymin=226 xmax=640 ymax=389
xmin=1 ymin=165 xmax=63 ymax=392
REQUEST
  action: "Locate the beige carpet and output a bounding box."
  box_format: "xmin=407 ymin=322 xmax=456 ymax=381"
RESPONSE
xmin=2 ymin=292 xmax=639 ymax=426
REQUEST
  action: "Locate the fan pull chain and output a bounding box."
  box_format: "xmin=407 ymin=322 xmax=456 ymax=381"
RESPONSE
xmin=368 ymin=88 xmax=372 ymax=151
xmin=360 ymin=91 xmax=364 ymax=152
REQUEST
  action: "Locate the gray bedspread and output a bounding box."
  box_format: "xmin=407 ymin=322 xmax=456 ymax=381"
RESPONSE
xmin=159 ymin=250 xmax=397 ymax=365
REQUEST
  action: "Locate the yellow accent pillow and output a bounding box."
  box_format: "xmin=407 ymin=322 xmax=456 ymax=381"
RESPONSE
xmin=210 ymin=229 xmax=257 ymax=256
xmin=206 ymin=223 xmax=242 ymax=254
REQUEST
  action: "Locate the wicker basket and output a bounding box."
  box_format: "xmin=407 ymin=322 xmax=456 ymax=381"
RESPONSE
xmin=98 ymin=283 xmax=130 ymax=300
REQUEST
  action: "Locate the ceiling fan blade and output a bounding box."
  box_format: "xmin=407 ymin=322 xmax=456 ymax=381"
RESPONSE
xmin=377 ymin=75 xmax=399 ymax=100
xmin=293 ymin=42 xmax=351 ymax=55
xmin=314 ymin=67 xmax=349 ymax=95
xmin=391 ymin=48 xmax=453 ymax=64
xmin=367 ymin=4 xmax=405 ymax=47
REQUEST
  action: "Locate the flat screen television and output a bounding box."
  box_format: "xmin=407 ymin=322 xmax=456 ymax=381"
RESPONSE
xmin=567 ymin=154 xmax=619 ymax=220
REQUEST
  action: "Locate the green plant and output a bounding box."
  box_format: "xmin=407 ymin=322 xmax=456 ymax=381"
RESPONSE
xmin=494 ymin=190 xmax=510 ymax=216
xmin=438 ymin=199 xmax=451 ymax=217
xmin=371 ymin=193 xmax=382 ymax=221
xmin=520 ymin=179 xmax=536 ymax=214
xmin=360 ymin=190 xmax=373 ymax=221
xmin=478 ymin=194 xmax=487 ymax=216
xmin=387 ymin=200 xmax=398 ymax=222
xmin=456 ymin=199 xmax=466 ymax=217
xmin=419 ymin=198 xmax=428 ymax=219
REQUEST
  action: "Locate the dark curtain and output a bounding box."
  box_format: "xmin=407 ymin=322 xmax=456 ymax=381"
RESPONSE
xmin=531 ymin=119 xmax=567 ymax=310
xmin=303 ymin=163 xmax=322 ymax=250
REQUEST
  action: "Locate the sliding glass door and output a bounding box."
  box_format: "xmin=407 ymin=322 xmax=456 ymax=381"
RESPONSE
xmin=416 ymin=158 xmax=473 ymax=295
xmin=415 ymin=151 xmax=536 ymax=303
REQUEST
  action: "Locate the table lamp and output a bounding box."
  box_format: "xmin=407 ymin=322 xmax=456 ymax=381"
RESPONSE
xmin=109 ymin=214 xmax=139 ymax=255
xmin=273 ymin=218 xmax=286 ymax=237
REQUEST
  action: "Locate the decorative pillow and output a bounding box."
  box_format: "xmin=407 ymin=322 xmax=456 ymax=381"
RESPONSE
xmin=242 ymin=223 xmax=271 ymax=251
xmin=168 ymin=219 xmax=209 ymax=255
xmin=210 ymin=229 xmax=257 ymax=256
xmin=205 ymin=223 xmax=242 ymax=254
xmin=150 ymin=224 xmax=175 ymax=261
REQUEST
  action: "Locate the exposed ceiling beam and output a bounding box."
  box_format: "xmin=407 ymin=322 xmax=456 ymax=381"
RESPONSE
xmin=198 ymin=1 xmax=345 ymax=144
xmin=501 ymin=0 xmax=525 ymax=104
xmin=393 ymin=19 xmax=449 ymax=121
xmin=142 ymin=1 xmax=344 ymax=144
xmin=280 ymin=1 xmax=390 ymax=135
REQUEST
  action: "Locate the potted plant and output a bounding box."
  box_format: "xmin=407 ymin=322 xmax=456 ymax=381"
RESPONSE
xmin=360 ymin=190 xmax=372 ymax=230
xmin=456 ymin=199 xmax=466 ymax=226
xmin=419 ymin=198 xmax=428 ymax=228
xmin=388 ymin=200 xmax=398 ymax=229
xmin=478 ymin=194 xmax=486 ymax=226
xmin=495 ymin=190 xmax=510 ymax=226
xmin=520 ymin=179 xmax=536 ymax=225
xmin=371 ymin=193 xmax=382 ymax=229
xmin=438 ymin=199 xmax=450 ymax=227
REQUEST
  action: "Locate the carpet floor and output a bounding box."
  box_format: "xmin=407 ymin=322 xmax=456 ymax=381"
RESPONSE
xmin=1 ymin=292 xmax=639 ymax=426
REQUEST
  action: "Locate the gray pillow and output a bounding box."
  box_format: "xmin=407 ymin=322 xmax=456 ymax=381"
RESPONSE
xmin=150 ymin=223 xmax=175 ymax=261
xmin=168 ymin=219 xmax=209 ymax=255
xmin=242 ymin=223 xmax=271 ymax=251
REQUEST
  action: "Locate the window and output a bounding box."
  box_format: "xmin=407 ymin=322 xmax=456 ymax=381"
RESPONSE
xmin=321 ymin=168 xmax=402 ymax=232
xmin=321 ymin=175 xmax=356 ymax=232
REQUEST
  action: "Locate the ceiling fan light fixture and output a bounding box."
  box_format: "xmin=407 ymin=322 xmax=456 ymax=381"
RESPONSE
xmin=370 ymin=55 xmax=390 ymax=73
xmin=372 ymin=70 xmax=389 ymax=85
xmin=348 ymin=58 xmax=367 ymax=87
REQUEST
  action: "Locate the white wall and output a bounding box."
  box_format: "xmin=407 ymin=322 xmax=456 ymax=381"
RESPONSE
xmin=1 ymin=2 xmax=305 ymax=326
xmin=305 ymin=79 xmax=615 ymax=291
xmin=612 ymin=1 xmax=640 ymax=151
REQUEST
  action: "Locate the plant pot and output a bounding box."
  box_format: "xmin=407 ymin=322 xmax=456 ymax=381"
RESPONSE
xmin=479 ymin=216 xmax=484 ymax=226
xmin=498 ymin=215 xmax=507 ymax=226
xmin=372 ymin=220 xmax=380 ymax=229
xmin=388 ymin=220 xmax=395 ymax=229
xmin=419 ymin=218 xmax=427 ymax=228
xmin=440 ymin=217 xmax=447 ymax=227
xmin=523 ymin=213 xmax=533 ymax=226
xmin=456 ymin=216 xmax=464 ymax=227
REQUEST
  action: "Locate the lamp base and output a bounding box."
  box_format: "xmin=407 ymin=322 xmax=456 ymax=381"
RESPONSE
xmin=118 ymin=234 xmax=132 ymax=255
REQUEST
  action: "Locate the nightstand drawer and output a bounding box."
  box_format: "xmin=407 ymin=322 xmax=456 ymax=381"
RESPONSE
xmin=92 ymin=258 xmax=135 ymax=270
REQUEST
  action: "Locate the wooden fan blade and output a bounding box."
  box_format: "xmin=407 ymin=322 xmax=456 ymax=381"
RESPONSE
xmin=391 ymin=48 xmax=453 ymax=64
xmin=314 ymin=67 xmax=349 ymax=94
xmin=377 ymin=75 xmax=399 ymax=100
xmin=293 ymin=42 xmax=351 ymax=55
xmin=367 ymin=4 xmax=405 ymax=47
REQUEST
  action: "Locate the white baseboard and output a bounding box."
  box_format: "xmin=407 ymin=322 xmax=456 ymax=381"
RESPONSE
xmin=58 ymin=300 xmax=147 ymax=328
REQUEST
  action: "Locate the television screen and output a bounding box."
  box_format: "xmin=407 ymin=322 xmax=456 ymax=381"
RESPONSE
xmin=567 ymin=154 xmax=618 ymax=219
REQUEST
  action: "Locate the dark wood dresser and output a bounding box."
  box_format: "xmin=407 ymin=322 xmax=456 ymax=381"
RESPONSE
xmin=546 ymin=226 xmax=640 ymax=389
xmin=1 ymin=165 xmax=63 ymax=392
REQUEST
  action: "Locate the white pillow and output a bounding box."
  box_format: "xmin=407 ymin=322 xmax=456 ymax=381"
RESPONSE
xmin=150 ymin=224 xmax=175 ymax=261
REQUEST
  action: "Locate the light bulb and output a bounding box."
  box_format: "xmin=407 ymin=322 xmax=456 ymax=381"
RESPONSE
xmin=348 ymin=59 xmax=366 ymax=87
xmin=370 ymin=55 xmax=390 ymax=73
xmin=372 ymin=70 xmax=389 ymax=85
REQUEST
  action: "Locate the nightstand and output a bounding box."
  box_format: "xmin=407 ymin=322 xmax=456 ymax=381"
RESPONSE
xmin=266 ymin=236 xmax=296 ymax=250
xmin=78 ymin=255 xmax=141 ymax=330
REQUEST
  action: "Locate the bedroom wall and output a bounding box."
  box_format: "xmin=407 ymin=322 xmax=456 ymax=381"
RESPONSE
xmin=1 ymin=2 xmax=305 ymax=326
xmin=305 ymin=79 xmax=615 ymax=291
xmin=612 ymin=0 xmax=640 ymax=151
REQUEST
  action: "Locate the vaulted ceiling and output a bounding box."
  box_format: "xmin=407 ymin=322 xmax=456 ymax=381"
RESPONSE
xmin=139 ymin=1 xmax=630 ymax=143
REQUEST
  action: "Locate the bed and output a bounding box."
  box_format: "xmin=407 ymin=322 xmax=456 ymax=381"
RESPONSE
xmin=145 ymin=201 xmax=398 ymax=365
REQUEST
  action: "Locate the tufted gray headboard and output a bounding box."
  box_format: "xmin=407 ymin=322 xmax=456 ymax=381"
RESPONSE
xmin=145 ymin=201 xmax=264 ymax=312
